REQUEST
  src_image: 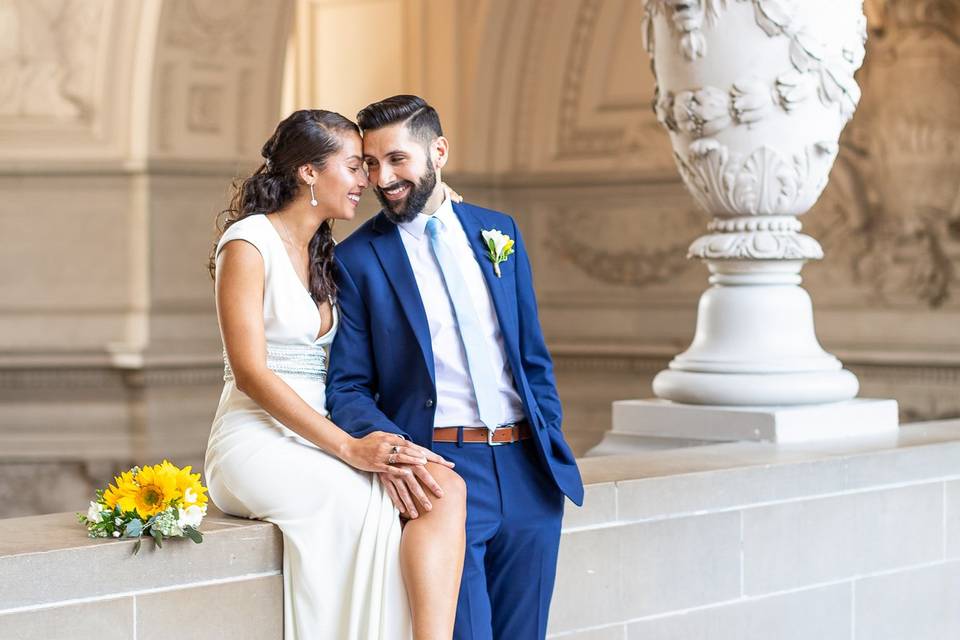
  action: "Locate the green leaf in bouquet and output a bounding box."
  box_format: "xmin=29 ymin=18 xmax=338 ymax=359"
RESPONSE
xmin=183 ymin=526 xmax=203 ymax=544
xmin=150 ymin=529 xmax=164 ymax=549
xmin=132 ymin=538 xmax=142 ymax=556
xmin=124 ymin=519 xmax=143 ymax=538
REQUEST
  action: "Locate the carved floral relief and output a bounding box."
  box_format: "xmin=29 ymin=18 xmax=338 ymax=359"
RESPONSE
xmin=0 ymin=0 xmax=106 ymax=121
xmin=807 ymin=1 xmax=960 ymax=308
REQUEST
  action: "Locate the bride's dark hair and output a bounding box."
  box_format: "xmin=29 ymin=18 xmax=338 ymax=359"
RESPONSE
xmin=209 ymin=109 xmax=359 ymax=302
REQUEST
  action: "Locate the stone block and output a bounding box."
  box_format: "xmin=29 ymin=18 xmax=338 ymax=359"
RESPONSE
xmin=841 ymin=441 xmax=960 ymax=491
xmin=855 ymin=561 xmax=960 ymax=640
xmin=616 ymin=458 xmax=844 ymax=522
xmin=549 ymin=512 xmax=740 ymax=633
xmin=549 ymin=526 xmax=623 ymax=633
xmin=625 ymin=583 xmax=850 ymax=640
xmin=742 ymin=483 xmax=942 ymax=594
xmin=136 ymin=575 xmax=283 ymax=640
xmin=563 ymin=482 xmax=617 ymax=530
xmin=619 ymin=512 xmax=741 ymax=620
xmin=946 ymin=480 xmax=960 ymax=559
xmin=0 ymin=596 xmax=133 ymax=639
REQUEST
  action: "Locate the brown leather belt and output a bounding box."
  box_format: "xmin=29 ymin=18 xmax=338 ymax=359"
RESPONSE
xmin=433 ymin=421 xmax=532 ymax=445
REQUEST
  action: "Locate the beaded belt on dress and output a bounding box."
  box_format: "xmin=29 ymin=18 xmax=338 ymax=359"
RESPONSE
xmin=223 ymin=343 xmax=328 ymax=383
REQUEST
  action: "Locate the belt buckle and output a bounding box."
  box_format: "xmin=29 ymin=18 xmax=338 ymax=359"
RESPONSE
xmin=487 ymin=427 xmax=506 ymax=446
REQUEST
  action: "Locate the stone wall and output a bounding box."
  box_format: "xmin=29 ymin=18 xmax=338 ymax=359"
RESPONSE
xmin=4 ymin=420 xmax=959 ymax=639
xmin=550 ymin=419 xmax=960 ymax=638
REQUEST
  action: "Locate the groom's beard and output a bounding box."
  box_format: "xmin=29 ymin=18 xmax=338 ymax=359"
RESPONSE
xmin=376 ymin=163 xmax=438 ymax=224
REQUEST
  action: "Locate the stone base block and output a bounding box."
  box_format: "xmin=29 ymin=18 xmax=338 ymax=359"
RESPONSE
xmin=595 ymin=398 xmax=899 ymax=450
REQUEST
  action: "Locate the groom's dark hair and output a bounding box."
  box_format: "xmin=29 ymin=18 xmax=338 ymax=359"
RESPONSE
xmin=356 ymin=95 xmax=443 ymax=147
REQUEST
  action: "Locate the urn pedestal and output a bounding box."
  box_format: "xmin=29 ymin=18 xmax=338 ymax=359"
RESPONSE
xmin=594 ymin=0 xmax=898 ymax=450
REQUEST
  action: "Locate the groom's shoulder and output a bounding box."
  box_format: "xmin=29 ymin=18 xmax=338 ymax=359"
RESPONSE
xmin=459 ymin=201 xmax=517 ymax=231
xmin=335 ymin=213 xmax=383 ymax=262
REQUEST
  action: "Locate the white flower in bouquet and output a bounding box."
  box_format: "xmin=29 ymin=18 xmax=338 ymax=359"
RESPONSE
xmin=178 ymin=504 xmax=205 ymax=529
xmin=87 ymin=501 xmax=104 ymax=523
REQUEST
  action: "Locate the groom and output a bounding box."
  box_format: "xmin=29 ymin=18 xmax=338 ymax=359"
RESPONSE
xmin=327 ymin=94 xmax=583 ymax=639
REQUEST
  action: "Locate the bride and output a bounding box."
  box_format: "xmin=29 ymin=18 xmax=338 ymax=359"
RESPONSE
xmin=203 ymin=109 xmax=466 ymax=639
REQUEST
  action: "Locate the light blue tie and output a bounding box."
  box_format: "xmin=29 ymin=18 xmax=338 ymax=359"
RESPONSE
xmin=425 ymin=216 xmax=502 ymax=432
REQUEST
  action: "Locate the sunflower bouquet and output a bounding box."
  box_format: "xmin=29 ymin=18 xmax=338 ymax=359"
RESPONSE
xmin=76 ymin=460 xmax=209 ymax=555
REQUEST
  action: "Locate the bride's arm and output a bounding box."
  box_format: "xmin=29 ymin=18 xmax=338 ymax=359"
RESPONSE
xmin=216 ymin=240 xmax=429 ymax=472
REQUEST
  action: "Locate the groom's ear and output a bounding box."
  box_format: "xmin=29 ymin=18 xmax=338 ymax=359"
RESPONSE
xmin=431 ymin=136 xmax=449 ymax=171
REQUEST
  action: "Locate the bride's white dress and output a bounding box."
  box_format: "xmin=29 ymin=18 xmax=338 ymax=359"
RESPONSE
xmin=203 ymin=214 xmax=411 ymax=639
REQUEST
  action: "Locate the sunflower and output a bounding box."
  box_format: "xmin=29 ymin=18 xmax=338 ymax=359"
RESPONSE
xmin=103 ymin=470 xmax=137 ymax=510
xmin=120 ymin=463 xmax=180 ymax=519
xmin=154 ymin=459 xmax=208 ymax=509
xmin=169 ymin=461 xmax=209 ymax=510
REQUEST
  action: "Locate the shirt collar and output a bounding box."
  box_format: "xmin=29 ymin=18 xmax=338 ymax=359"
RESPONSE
xmin=398 ymin=193 xmax=455 ymax=241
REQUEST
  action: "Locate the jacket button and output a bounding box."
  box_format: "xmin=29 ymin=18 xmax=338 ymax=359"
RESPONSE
xmin=425 ymin=399 xmax=434 ymax=408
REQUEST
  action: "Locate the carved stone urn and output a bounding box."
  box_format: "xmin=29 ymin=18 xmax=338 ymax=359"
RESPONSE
xmin=644 ymin=0 xmax=867 ymax=405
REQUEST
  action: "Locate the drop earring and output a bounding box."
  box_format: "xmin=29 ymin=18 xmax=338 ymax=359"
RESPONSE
xmin=309 ymin=183 xmax=318 ymax=207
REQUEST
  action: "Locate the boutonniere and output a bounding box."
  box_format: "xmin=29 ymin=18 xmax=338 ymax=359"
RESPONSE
xmin=481 ymin=229 xmax=515 ymax=278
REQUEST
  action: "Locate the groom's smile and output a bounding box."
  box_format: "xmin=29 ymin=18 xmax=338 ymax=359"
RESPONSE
xmin=361 ymin=120 xmax=447 ymax=224
xmin=381 ymin=181 xmax=412 ymax=202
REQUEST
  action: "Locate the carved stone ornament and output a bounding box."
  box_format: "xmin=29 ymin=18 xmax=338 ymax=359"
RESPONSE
xmin=643 ymin=0 xmax=869 ymax=406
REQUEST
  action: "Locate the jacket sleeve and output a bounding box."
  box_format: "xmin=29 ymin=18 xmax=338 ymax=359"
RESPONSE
xmin=326 ymin=255 xmax=410 ymax=439
xmin=511 ymin=217 xmax=564 ymax=432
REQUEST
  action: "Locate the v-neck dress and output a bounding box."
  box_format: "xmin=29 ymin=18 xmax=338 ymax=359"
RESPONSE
xmin=203 ymin=214 xmax=411 ymax=640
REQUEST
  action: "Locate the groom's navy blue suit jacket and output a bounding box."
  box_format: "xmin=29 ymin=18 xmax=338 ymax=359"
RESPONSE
xmin=326 ymin=201 xmax=584 ymax=506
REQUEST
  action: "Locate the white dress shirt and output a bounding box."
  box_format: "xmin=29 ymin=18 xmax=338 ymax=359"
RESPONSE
xmin=397 ymin=197 xmax=526 ymax=429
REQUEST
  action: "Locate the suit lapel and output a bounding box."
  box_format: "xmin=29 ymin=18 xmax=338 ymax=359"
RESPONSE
xmin=369 ymin=213 xmax=436 ymax=382
xmin=451 ymin=204 xmax=538 ymax=419
xmin=452 ymin=203 xmax=520 ymax=352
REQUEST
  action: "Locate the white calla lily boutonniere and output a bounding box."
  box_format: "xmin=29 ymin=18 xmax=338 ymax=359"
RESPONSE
xmin=481 ymin=229 xmax=515 ymax=278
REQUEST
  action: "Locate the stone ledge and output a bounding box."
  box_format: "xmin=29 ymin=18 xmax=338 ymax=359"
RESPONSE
xmin=578 ymin=419 xmax=960 ymax=485
xmin=569 ymin=419 xmax=960 ymax=528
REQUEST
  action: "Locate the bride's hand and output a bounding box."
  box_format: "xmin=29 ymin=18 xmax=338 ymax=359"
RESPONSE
xmin=442 ymin=182 xmax=463 ymax=203
xmin=339 ymin=431 xmax=422 ymax=473
xmin=338 ymin=431 xmax=454 ymax=474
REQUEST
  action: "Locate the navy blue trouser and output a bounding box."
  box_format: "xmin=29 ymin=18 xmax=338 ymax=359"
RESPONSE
xmin=434 ymin=434 xmax=565 ymax=640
